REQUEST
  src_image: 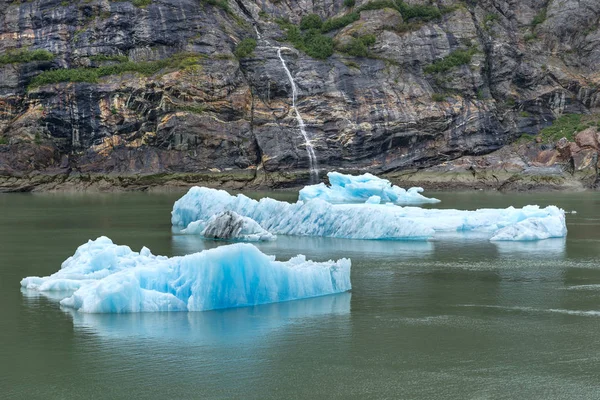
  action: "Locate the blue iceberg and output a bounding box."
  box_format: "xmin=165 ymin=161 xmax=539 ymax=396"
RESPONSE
xmin=171 ymin=187 xmax=567 ymax=241
xmin=21 ymin=237 xmax=351 ymax=313
xmin=299 ymin=171 xmax=440 ymax=205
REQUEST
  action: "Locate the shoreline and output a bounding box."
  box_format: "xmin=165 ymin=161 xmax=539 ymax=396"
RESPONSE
xmin=0 ymin=168 xmax=596 ymax=193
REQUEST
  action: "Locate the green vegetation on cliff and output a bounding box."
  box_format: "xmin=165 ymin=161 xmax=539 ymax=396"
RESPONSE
xmin=320 ymin=13 xmax=360 ymax=33
xmin=300 ymin=14 xmax=323 ymax=30
xmin=0 ymin=49 xmax=54 ymax=65
xmin=234 ymin=38 xmax=257 ymax=59
xmin=111 ymin=0 xmax=152 ymax=8
xmin=28 ymin=53 xmax=203 ymax=89
xmin=531 ymin=7 xmax=547 ymax=27
xmin=338 ymin=34 xmax=376 ymax=57
xmin=280 ymin=20 xmax=334 ymax=59
xmin=424 ymin=48 xmax=476 ymax=74
xmin=538 ymin=114 xmax=585 ymax=142
xmin=321 ymin=0 xmax=442 ymax=33
xmin=132 ymin=0 xmax=152 ymax=7
xmin=279 ymin=0 xmax=447 ymax=58
xmin=519 ymin=114 xmax=600 ymax=143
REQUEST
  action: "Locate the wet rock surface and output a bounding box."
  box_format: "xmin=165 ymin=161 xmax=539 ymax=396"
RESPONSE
xmin=0 ymin=0 xmax=599 ymax=191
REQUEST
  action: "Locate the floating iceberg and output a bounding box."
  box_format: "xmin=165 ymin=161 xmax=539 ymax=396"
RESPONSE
xmin=181 ymin=211 xmax=275 ymax=241
xmin=172 ymin=187 xmax=434 ymax=240
xmin=172 ymin=187 xmax=567 ymax=241
xmin=298 ymin=171 xmax=440 ymax=205
xmin=21 ymin=237 xmax=351 ymax=313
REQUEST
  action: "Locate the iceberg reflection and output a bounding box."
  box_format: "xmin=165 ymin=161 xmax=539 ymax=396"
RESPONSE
xmin=171 ymin=234 xmax=435 ymax=260
xmin=64 ymin=292 xmax=351 ymax=343
xmin=493 ymin=238 xmax=566 ymax=258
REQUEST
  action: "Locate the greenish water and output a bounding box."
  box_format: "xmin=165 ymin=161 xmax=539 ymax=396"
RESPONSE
xmin=1 ymin=190 xmax=600 ymax=399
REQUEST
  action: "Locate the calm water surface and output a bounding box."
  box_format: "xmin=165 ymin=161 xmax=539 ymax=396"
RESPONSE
xmin=1 ymin=190 xmax=600 ymax=399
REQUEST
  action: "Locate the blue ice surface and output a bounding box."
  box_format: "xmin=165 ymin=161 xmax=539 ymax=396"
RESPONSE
xmin=298 ymin=171 xmax=440 ymax=205
xmin=20 ymin=237 xmax=351 ymax=313
xmin=171 ymin=187 xmax=568 ymax=241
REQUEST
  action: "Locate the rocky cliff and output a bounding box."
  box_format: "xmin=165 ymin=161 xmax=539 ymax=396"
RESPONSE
xmin=1 ymin=0 xmax=599 ymax=191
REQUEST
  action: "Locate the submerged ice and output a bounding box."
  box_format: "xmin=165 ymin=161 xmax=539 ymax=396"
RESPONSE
xmin=21 ymin=237 xmax=351 ymax=313
xmin=299 ymin=172 xmax=440 ymax=205
xmin=172 ymin=187 xmax=567 ymax=241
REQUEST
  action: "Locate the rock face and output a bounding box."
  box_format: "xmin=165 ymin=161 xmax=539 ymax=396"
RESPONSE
xmin=1 ymin=0 xmax=600 ymax=190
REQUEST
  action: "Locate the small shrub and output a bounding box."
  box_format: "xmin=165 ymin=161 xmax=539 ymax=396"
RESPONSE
xmin=531 ymin=8 xmax=547 ymax=27
xmin=340 ymin=35 xmax=376 ymax=57
xmin=285 ymin=25 xmax=304 ymax=45
xmin=203 ymin=0 xmax=230 ymax=13
xmin=0 ymin=136 xmax=7 ymax=145
xmin=89 ymin=54 xmax=129 ymax=63
xmin=432 ymin=93 xmax=446 ymax=102
xmin=132 ymin=0 xmax=151 ymax=7
xmin=395 ymin=1 xmax=441 ymax=21
xmin=284 ymin=26 xmax=333 ymax=59
xmin=524 ymin=33 xmax=537 ymax=42
xmin=484 ymin=13 xmax=499 ymax=24
xmin=356 ymin=0 xmax=396 ymax=13
xmin=424 ymin=48 xmax=476 ymax=74
xmin=234 ymin=38 xmax=257 ymax=59
xmin=303 ymin=29 xmax=334 ymax=59
xmin=342 ymin=38 xmax=368 ymax=57
xmin=300 ymin=14 xmax=323 ymax=30
xmin=343 ymin=0 xmax=355 ymax=7
xmin=320 ymin=12 xmax=359 ymax=33
xmin=360 ymin=34 xmax=376 ymax=47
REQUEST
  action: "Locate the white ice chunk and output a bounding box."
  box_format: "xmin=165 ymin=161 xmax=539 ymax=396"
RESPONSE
xmin=171 ymin=187 xmax=567 ymax=241
xmin=298 ymin=171 xmax=440 ymax=205
xmin=21 ymin=237 xmax=351 ymax=313
xmin=490 ymin=216 xmax=567 ymax=241
xmin=181 ymin=211 xmax=275 ymax=241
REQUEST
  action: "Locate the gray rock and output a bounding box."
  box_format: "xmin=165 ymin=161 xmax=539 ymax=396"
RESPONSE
xmin=0 ymin=0 xmax=599 ymax=189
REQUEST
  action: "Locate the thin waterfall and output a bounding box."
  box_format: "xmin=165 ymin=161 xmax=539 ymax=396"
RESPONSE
xmin=276 ymin=47 xmax=319 ymax=183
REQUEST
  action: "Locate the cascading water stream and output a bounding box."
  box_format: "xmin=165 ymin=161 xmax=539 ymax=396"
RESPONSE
xmin=276 ymin=47 xmax=319 ymax=183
